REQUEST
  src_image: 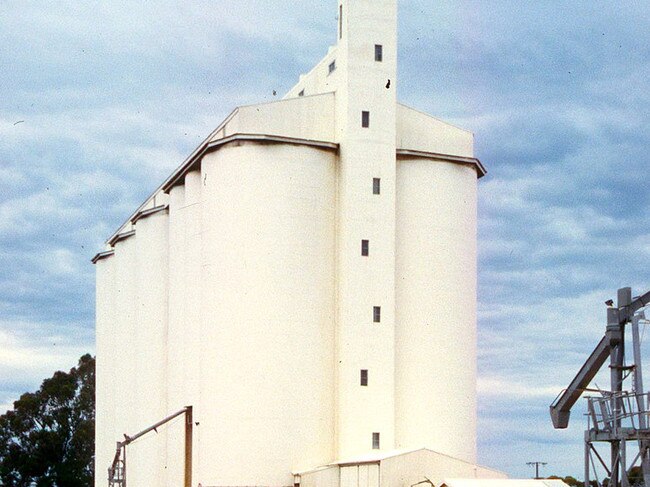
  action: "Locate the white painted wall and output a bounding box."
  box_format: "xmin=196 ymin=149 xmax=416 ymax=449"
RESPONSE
xmin=218 ymin=93 xmax=336 ymax=142
xmin=395 ymin=159 xmax=479 ymax=463
xmin=335 ymin=0 xmax=398 ymax=459
xmin=297 ymin=450 xmax=505 ymax=487
xmin=284 ymin=46 xmax=339 ymax=99
xmin=397 ymin=105 xmax=474 ymax=157
xmin=380 ymin=450 xmax=506 ymax=487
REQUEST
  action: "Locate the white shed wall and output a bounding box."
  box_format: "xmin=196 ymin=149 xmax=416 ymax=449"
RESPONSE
xmin=380 ymin=450 xmax=506 ymax=487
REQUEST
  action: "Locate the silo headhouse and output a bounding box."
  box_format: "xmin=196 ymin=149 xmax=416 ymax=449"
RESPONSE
xmin=93 ymin=1 xmax=502 ymax=486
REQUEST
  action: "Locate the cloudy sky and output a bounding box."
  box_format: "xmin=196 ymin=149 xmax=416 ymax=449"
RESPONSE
xmin=1 ymin=0 xmax=649 ymax=480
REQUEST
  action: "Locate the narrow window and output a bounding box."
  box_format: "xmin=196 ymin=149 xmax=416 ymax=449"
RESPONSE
xmin=360 ymin=369 xmax=368 ymax=386
xmin=375 ymin=44 xmax=383 ymax=62
xmin=373 ymin=306 xmax=381 ymax=323
xmin=361 ymin=239 xmax=369 ymax=256
xmin=298 ymin=89 xmax=305 ymax=97
xmin=362 ymin=111 xmax=370 ymax=128
xmin=372 ymin=432 xmax=380 ymax=449
xmin=329 ymin=60 xmax=336 ymax=74
xmin=339 ymin=5 xmax=343 ymax=39
xmin=373 ymin=178 xmax=381 ymax=195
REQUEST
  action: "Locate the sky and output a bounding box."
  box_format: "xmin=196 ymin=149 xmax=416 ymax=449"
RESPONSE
xmin=1 ymin=0 xmax=649 ymax=481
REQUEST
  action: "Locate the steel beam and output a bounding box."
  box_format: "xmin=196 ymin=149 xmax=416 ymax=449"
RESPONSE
xmin=551 ymin=335 xmax=611 ymax=428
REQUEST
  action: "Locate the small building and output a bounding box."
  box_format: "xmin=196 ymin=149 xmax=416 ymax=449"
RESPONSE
xmin=93 ymin=1 xmax=494 ymax=486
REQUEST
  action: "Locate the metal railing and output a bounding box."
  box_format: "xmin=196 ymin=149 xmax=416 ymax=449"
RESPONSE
xmin=586 ymin=391 xmax=650 ymax=433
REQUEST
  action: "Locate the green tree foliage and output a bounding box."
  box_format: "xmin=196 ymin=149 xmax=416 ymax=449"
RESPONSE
xmin=0 ymin=354 xmax=95 ymax=487
xmin=628 ymin=466 xmax=644 ymax=487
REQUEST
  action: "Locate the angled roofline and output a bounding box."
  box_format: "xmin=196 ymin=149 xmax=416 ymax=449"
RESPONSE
xmin=91 ymin=249 xmax=115 ymax=264
xmin=396 ymin=148 xmax=487 ymax=178
xmin=107 ymin=229 xmax=136 ymax=247
xmin=397 ymin=102 xmax=474 ymax=135
xmin=131 ymin=205 xmax=168 ymax=224
xmin=161 ymin=133 xmax=339 ymax=192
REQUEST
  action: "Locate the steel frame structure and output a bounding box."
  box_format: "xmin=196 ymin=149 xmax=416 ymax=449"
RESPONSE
xmin=550 ymin=287 xmax=650 ymax=487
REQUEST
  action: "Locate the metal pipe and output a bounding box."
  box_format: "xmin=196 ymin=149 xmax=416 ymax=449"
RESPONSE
xmin=585 ymin=439 xmax=591 ymax=487
xmin=632 ymin=314 xmax=646 ymax=425
xmin=108 ymin=407 xmax=192 ymax=486
xmin=185 ymin=406 xmax=193 ymax=487
xmin=123 ymin=407 xmax=189 ymax=445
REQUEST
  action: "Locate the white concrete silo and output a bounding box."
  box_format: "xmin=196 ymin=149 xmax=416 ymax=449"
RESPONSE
xmin=111 ymin=235 xmax=138 ymax=443
xmin=94 ymin=254 xmax=116 ymax=484
xmin=130 ymin=210 xmax=169 ymax=487
xmin=195 ymin=141 xmax=338 ymax=486
xmin=395 ymin=158 xmax=479 ymax=463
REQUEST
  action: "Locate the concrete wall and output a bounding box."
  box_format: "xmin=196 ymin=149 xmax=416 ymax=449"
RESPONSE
xmin=335 ymin=0 xmax=398 ymax=459
xmin=211 ymin=93 xmax=336 ymax=143
xmin=395 ymin=159 xmax=479 ymax=463
xmin=397 ymin=105 xmax=474 ymax=157
xmin=284 ymin=46 xmax=339 ymax=99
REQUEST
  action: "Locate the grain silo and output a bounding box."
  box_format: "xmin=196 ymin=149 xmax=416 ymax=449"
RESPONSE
xmin=94 ymin=1 xmax=500 ymax=486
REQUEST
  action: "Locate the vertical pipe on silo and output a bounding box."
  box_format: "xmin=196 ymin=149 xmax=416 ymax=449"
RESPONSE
xmin=95 ymin=254 xmax=116 ymax=487
xmin=167 ymin=184 xmax=187 ymax=486
xmin=132 ymin=210 xmax=169 ymax=487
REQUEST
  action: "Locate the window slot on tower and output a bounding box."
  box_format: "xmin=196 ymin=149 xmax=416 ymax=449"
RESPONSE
xmin=372 ymin=432 xmax=380 ymax=449
xmin=375 ymin=44 xmax=383 ymax=62
xmin=373 ymin=178 xmax=381 ymax=195
xmin=328 ymin=60 xmax=336 ymax=74
xmin=373 ymin=306 xmax=381 ymax=323
xmin=362 ymin=111 xmax=370 ymax=128
xmin=360 ymin=369 xmax=368 ymax=386
xmin=339 ymin=4 xmax=343 ymax=39
xmin=298 ymin=89 xmax=305 ymax=97
xmin=361 ymin=239 xmax=369 ymax=256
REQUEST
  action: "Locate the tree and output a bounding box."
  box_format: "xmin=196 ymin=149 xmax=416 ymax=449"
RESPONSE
xmin=0 ymin=354 xmax=95 ymax=487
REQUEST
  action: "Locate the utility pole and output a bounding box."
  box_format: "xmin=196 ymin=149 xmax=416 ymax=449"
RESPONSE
xmin=527 ymin=461 xmax=548 ymax=479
